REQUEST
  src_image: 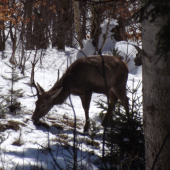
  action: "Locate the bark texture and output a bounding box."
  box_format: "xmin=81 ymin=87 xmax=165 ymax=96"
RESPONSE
xmin=57 ymin=0 xmax=69 ymax=50
xmin=142 ymin=4 xmax=170 ymax=170
xmin=25 ymin=0 xmax=34 ymax=50
xmin=0 ymin=21 xmax=5 ymax=51
xmin=90 ymin=3 xmax=101 ymax=52
xmin=73 ymin=1 xmax=83 ymax=49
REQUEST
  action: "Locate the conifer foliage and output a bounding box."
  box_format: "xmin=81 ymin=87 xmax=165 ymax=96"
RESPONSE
xmin=1 ymin=63 xmax=27 ymax=114
xmin=97 ymin=79 xmax=144 ymax=169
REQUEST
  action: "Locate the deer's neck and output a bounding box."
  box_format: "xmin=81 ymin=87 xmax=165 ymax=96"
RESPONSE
xmin=49 ymin=73 xmax=70 ymax=104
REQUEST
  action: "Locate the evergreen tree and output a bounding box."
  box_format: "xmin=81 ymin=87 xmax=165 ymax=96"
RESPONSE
xmin=2 ymin=63 xmax=27 ymax=114
xmin=96 ymin=79 xmax=144 ymax=169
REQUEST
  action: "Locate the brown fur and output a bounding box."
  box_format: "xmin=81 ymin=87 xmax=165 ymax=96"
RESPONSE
xmin=32 ymin=55 xmax=129 ymax=132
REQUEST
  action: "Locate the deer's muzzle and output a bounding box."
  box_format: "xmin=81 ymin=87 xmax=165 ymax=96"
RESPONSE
xmin=31 ymin=115 xmax=40 ymax=123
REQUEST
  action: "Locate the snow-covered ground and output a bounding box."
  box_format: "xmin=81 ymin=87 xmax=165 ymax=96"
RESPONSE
xmin=0 ymin=19 xmax=142 ymax=170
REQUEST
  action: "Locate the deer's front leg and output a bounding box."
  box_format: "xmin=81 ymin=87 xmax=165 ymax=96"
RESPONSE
xmin=79 ymin=92 xmax=92 ymax=132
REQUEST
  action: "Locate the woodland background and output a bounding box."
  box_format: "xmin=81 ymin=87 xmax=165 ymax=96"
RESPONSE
xmin=0 ymin=0 xmax=170 ymax=170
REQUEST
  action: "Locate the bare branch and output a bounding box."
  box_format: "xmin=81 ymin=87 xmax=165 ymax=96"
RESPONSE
xmin=30 ymin=59 xmax=39 ymax=97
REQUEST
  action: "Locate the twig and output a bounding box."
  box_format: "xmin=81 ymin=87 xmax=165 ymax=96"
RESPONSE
xmin=67 ymin=56 xmax=77 ymax=170
xmin=100 ymin=54 xmax=109 ymax=170
xmin=47 ymin=130 xmax=62 ymax=170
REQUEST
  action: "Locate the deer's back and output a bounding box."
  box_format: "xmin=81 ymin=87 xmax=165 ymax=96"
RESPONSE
xmin=62 ymin=55 xmax=128 ymax=94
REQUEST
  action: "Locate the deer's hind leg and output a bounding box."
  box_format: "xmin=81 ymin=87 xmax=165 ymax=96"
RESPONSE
xmin=79 ymin=92 xmax=92 ymax=132
xmin=102 ymin=89 xmax=118 ymax=126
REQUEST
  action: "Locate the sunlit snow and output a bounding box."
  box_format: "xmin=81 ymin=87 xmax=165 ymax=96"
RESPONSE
xmin=0 ymin=19 xmax=142 ymax=170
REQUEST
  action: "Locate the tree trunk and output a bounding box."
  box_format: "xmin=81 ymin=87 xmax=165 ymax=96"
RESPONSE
xmin=9 ymin=23 xmax=17 ymax=65
xmin=90 ymin=3 xmax=101 ymax=52
xmin=80 ymin=1 xmax=87 ymax=40
xmin=57 ymin=0 xmax=69 ymax=50
xmin=0 ymin=21 xmax=5 ymax=51
xmin=33 ymin=5 xmax=48 ymax=50
xmin=142 ymin=3 xmax=170 ymax=170
xmin=52 ymin=13 xmax=58 ymax=48
xmin=65 ymin=2 xmax=74 ymax=48
xmin=112 ymin=16 xmax=127 ymax=42
xmin=25 ymin=0 xmax=34 ymax=50
xmin=72 ymin=0 xmax=83 ymax=49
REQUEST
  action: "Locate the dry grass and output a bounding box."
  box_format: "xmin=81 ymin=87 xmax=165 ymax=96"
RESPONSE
xmin=61 ymin=118 xmax=83 ymax=129
xmin=60 ymin=114 xmax=83 ymax=129
xmin=58 ymin=134 xmax=68 ymax=140
xmin=61 ymin=119 xmax=76 ymax=128
xmin=12 ymin=139 xmax=23 ymax=146
xmin=51 ymin=123 xmax=63 ymax=130
xmin=51 ymin=133 xmax=70 ymax=148
xmin=0 ymin=120 xmax=25 ymax=132
xmin=48 ymin=114 xmax=84 ymax=130
xmin=11 ymin=130 xmax=24 ymax=146
xmin=86 ymin=139 xmax=100 ymax=149
xmin=46 ymin=116 xmax=57 ymax=120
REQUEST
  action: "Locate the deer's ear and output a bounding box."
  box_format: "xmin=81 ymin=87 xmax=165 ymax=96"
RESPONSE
xmin=50 ymin=87 xmax=63 ymax=99
xmin=37 ymin=83 xmax=45 ymax=94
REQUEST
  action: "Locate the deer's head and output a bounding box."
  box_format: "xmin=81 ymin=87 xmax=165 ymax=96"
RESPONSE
xmin=32 ymin=83 xmax=62 ymax=122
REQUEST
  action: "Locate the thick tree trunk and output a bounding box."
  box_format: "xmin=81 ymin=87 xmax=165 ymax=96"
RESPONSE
xmin=33 ymin=6 xmax=48 ymax=50
xmin=0 ymin=21 xmax=5 ymax=51
xmin=72 ymin=1 xmax=83 ymax=49
xmin=52 ymin=14 xmax=58 ymax=48
xmin=90 ymin=3 xmax=101 ymax=53
xmin=80 ymin=1 xmax=87 ymax=40
xmin=112 ymin=16 xmax=127 ymax=41
xmin=57 ymin=0 xmax=69 ymax=50
xmin=25 ymin=0 xmax=34 ymax=50
xmin=142 ymin=4 xmax=170 ymax=170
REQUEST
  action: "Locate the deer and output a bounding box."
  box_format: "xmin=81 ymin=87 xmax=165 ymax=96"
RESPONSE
xmin=31 ymin=55 xmax=129 ymax=132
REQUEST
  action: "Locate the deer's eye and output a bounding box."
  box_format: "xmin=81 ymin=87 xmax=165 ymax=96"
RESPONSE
xmin=42 ymin=105 xmax=46 ymax=108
